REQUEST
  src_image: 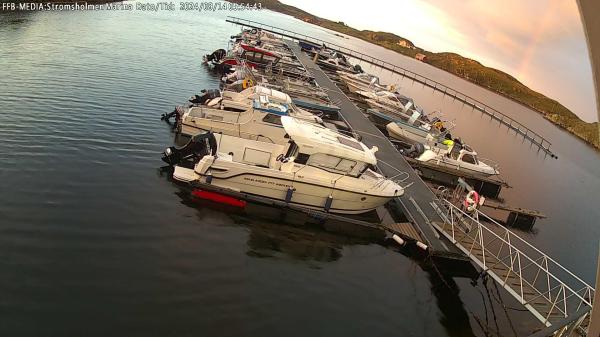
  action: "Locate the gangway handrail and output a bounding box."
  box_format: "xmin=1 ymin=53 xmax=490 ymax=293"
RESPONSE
xmin=226 ymin=16 xmax=554 ymax=155
xmin=441 ymin=199 xmax=594 ymax=297
xmin=433 ymin=199 xmax=594 ymax=327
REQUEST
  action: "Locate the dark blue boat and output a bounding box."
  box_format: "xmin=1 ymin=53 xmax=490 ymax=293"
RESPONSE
xmin=292 ymin=98 xmax=340 ymax=114
xmin=298 ymin=40 xmax=322 ymax=51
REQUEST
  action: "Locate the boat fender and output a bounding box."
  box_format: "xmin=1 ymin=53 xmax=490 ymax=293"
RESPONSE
xmin=206 ymin=174 xmax=213 ymax=184
xmin=285 ymin=187 xmax=295 ymax=203
xmin=416 ymin=241 xmax=428 ymax=251
xmin=408 ymin=143 xmax=425 ymax=158
xmin=464 ymin=190 xmax=480 ymax=212
xmin=207 ymin=97 xmax=222 ymax=107
xmin=392 ymin=234 xmax=405 ymax=246
xmin=324 ymin=195 xmax=333 ymax=212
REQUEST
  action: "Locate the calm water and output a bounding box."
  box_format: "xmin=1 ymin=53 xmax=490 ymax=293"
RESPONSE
xmin=0 ymin=4 xmax=598 ymax=337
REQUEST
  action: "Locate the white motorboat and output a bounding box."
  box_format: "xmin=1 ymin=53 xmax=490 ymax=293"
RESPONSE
xmin=179 ymin=86 xmax=323 ymax=140
xmin=405 ymin=141 xmax=499 ymax=176
xmin=356 ymin=90 xmax=423 ymax=117
xmin=386 ymin=119 xmax=450 ymax=145
xmin=163 ymin=117 xmax=404 ymax=214
xmin=234 ymin=28 xmax=288 ymax=48
xmin=370 ymin=109 xmax=455 ymax=145
xmin=221 ymin=65 xmax=340 ymax=114
xmin=337 ymin=72 xmax=388 ymax=93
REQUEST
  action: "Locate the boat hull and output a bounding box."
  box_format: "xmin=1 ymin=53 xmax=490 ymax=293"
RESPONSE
xmin=386 ymin=122 xmax=435 ymax=145
xmin=174 ymin=166 xmax=395 ymax=214
xmin=421 ymin=159 xmax=497 ymax=176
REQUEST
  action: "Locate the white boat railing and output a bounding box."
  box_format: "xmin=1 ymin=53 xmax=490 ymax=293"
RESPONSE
xmin=431 ymin=199 xmax=595 ymax=329
xmin=478 ymin=157 xmax=500 ymax=171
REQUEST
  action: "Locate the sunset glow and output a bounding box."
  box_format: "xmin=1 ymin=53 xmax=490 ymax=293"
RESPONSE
xmin=282 ymin=0 xmax=598 ymax=122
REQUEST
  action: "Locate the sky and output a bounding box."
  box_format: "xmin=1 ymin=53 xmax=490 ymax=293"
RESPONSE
xmin=281 ymin=0 xmax=598 ymax=123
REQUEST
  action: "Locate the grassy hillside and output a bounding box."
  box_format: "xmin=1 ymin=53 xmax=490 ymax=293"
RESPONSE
xmin=228 ymin=0 xmax=600 ymax=149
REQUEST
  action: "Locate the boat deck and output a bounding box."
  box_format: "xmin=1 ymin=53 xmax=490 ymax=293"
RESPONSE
xmin=285 ymin=40 xmax=461 ymax=257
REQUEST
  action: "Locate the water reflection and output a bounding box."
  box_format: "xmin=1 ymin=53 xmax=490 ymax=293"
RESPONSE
xmin=167 ymin=165 xmax=488 ymax=336
xmin=167 ymin=178 xmax=377 ymax=263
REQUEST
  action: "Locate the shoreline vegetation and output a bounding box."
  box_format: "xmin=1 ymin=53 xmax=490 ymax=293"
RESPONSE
xmin=228 ymin=0 xmax=600 ymax=150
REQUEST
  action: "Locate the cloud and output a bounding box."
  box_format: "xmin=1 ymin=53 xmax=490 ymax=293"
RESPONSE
xmin=280 ymin=0 xmax=597 ymax=121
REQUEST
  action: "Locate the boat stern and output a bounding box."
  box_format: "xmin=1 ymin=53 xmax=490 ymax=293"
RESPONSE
xmin=173 ymin=166 xmax=200 ymax=183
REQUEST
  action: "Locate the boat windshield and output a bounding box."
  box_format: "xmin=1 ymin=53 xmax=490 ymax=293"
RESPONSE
xmin=336 ymin=136 xmax=364 ymax=151
xmin=461 ymin=152 xmax=479 ymax=165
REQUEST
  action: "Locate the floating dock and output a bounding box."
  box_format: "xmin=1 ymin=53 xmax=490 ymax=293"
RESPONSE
xmin=480 ymin=198 xmax=546 ymax=229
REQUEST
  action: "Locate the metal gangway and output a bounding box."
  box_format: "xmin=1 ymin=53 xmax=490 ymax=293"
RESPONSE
xmin=226 ymin=16 xmax=556 ymax=158
xmin=429 ymin=198 xmax=594 ymax=336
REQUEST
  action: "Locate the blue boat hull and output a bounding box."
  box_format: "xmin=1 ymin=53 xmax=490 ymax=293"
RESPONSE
xmin=298 ymin=40 xmax=321 ymax=51
xmin=292 ymin=99 xmax=340 ymax=114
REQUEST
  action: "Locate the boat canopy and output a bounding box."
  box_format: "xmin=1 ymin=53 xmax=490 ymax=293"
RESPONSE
xmin=239 ymin=43 xmax=281 ymax=58
xmin=252 ymin=86 xmax=292 ymax=103
xmin=223 ymin=86 xmax=293 ymax=104
xmin=281 ymin=116 xmax=378 ymax=165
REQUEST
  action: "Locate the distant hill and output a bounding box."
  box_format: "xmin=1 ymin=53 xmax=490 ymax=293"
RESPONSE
xmin=227 ymin=0 xmax=600 ymax=150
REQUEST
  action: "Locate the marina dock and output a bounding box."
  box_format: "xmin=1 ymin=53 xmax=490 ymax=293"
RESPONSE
xmin=281 ymin=36 xmax=591 ymax=335
xmin=212 ymin=20 xmax=594 ymax=334
xmin=226 ymin=16 xmax=557 ymax=159
xmin=284 ymin=40 xmax=462 ymax=258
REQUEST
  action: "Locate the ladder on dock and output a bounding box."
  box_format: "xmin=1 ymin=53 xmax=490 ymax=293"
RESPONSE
xmin=430 ymin=199 xmax=594 ymax=335
xmin=225 ymin=16 xmax=556 ymax=158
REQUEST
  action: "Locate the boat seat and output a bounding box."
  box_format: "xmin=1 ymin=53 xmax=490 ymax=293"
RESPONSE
xmin=194 ymin=155 xmax=215 ymax=175
xmin=279 ymin=158 xmax=295 ymax=173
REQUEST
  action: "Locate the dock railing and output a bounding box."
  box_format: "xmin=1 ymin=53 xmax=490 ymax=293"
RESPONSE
xmin=430 ymin=199 xmax=594 ymax=332
xmin=226 ymin=16 xmax=555 ymax=158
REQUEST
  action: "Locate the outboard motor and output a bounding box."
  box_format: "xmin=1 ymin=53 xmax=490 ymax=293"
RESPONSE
xmin=162 ymin=132 xmax=217 ymax=166
xmin=405 ymin=142 xmax=425 ymax=158
xmin=203 ymin=48 xmax=226 ymax=64
xmin=161 ymin=105 xmax=185 ymax=123
xmin=189 ymin=89 xmax=221 ymax=105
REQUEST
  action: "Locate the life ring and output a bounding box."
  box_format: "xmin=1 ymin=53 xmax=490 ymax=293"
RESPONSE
xmin=463 ymin=190 xmax=480 ymax=212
